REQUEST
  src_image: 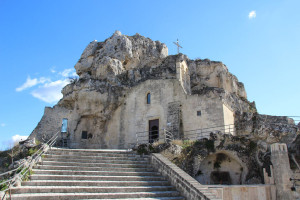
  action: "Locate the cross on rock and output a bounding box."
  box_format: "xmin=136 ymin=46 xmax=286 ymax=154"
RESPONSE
xmin=173 ymin=39 xmax=183 ymax=54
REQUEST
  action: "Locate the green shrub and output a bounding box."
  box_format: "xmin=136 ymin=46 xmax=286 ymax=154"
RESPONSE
xmin=205 ymin=140 xmax=215 ymax=152
xmin=0 ymin=179 xmax=8 ymax=191
xmin=182 ymin=140 xmax=194 ymax=149
xmin=35 ymin=139 xmax=41 ymax=145
xmin=249 ymin=141 xmax=257 ymax=152
xmin=137 ymin=144 xmax=149 ymax=155
xmin=28 ymin=148 xmax=38 ymax=156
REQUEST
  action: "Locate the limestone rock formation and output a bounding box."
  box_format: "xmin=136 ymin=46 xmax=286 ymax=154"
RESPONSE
xmin=30 ymin=31 xmax=299 ymax=151
xmin=75 ymin=31 xmax=168 ymax=80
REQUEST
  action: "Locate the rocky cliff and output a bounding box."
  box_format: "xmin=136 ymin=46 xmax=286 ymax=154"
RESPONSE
xmin=30 ymin=31 xmax=299 ymax=148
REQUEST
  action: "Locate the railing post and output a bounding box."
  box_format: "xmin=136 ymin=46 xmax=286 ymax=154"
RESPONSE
xmin=136 ymin=132 xmax=138 ymax=146
xmin=200 ymin=129 xmax=202 ymax=140
xmin=9 ymin=187 xmax=11 ymax=200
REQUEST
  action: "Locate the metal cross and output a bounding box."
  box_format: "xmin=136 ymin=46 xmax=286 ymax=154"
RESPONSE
xmin=173 ymin=39 xmax=183 ymax=54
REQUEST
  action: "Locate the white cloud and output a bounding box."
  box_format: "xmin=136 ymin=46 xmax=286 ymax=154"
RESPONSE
xmin=16 ymin=68 xmax=78 ymax=104
xmin=248 ymin=11 xmax=256 ymax=19
xmin=12 ymin=135 xmax=28 ymax=146
xmin=16 ymin=76 xmax=49 ymax=92
xmin=0 ymin=123 xmax=6 ymax=127
xmin=31 ymin=79 xmax=70 ymax=103
xmin=16 ymin=76 xmax=39 ymax=92
xmin=50 ymin=67 xmax=56 ymax=73
xmin=59 ymin=68 xmax=76 ymax=77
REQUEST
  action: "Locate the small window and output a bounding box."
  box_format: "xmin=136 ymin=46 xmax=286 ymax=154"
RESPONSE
xmin=197 ymin=111 xmax=201 ymax=116
xmin=81 ymin=131 xmax=88 ymax=139
xmin=147 ymin=93 xmax=151 ymax=104
xmin=61 ymin=118 xmax=68 ymax=133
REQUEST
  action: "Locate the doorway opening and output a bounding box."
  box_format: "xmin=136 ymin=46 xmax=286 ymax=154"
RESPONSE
xmin=149 ymin=119 xmax=159 ymax=143
xmin=210 ymin=171 xmax=232 ymax=185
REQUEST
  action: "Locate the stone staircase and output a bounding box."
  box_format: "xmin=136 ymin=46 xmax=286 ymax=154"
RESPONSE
xmin=9 ymin=148 xmax=185 ymax=200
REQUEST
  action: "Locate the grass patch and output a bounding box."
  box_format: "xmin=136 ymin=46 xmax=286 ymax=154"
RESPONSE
xmin=171 ymin=140 xmax=194 ymax=149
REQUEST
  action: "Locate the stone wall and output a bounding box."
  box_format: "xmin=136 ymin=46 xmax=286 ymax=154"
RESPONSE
xmin=150 ymin=153 xmax=222 ymax=200
xmin=218 ymin=185 xmax=276 ymax=200
xmin=166 ymin=101 xmax=182 ymax=139
xmin=109 ymin=79 xmax=227 ymax=148
xmin=29 ymin=106 xmax=72 ymax=143
xmin=31 ymin=77 xmax=231 ymax=149
xmin=194 ymin=151 xmax=247 ymax=185
xmin=271 ymin=143 xmax=294 ymax=199
xmin=222 ymin=104 xmax=235 ymax=135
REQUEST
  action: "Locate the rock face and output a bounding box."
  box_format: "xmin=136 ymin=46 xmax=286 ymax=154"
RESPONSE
xmin=188 ymin=59 xmax=247 ymax=98
xmin=30 ymin=31 xmax=299 ymax=150
xmin=74 ymin=31 xmax=168 ymax=80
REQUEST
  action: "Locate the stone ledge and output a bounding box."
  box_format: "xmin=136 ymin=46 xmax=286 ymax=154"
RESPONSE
xmin=150 ymin=153 xmax=222 ymax=200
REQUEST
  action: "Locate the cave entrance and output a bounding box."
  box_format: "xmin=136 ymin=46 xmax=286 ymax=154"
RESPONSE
xmin=149 ymin=119 xmax=159 ymax=143
xmin=210 ymin=171 xmax=232 ymax=185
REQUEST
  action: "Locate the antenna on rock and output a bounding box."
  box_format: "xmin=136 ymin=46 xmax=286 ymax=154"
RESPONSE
xmin=173 ymin=39 xmax=183 ymax=54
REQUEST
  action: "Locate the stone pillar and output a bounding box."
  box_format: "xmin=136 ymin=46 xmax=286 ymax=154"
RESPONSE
xmin=166 ymin=102 xmax=182 ymax=139
xmin=270 ymin=143 xmax=294 ymax=200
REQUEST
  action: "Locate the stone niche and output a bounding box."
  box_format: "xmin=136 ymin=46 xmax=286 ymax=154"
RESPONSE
xmin=194 ymin=151 xmax=248 ymax=185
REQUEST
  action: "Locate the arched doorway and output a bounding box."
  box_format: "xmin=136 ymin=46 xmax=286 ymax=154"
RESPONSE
xmin=195 ymin=151 xmax=247 ymax=185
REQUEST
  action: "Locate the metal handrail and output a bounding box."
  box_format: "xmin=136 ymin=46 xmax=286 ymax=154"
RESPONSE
xmin=136 ymin=129 xmax=174 ymax=145
xmin=183 ymin=124 xmax=235 ymax=140
xmin=184 ymin=125 xmax=235 ymax=135
xmin=183 ymin=124 xmax=234 ymax=133
xmin=164 ymin=129 xmax=174 ymax=143
xmin=135 ymin=124 xmax=236 ymax=145
xmin=0 ymin=129 xmax=60 ymax=200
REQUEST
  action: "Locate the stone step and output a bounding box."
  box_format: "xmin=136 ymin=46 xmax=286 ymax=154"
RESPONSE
xmin=30 ymin=174 xmax=166 ymax=181
xmin=11 ymin=186 xmax=175 ymax=194
xmin=13 ymin=148 xmax=183 ymax=200
xmin=48 ymin=150 xmax=138 ymax=157
xmin=34 ymin=165 xmax=154 ymax=172
xmin=22 ymin=180 xmax=171 ymax=187
xmin=33 ymin=169 xmax=160 ymax=176
xmin=44 ymin=154 xmax=149 ymax=161
xmin=39 ymin=161 xmax=149 ymax=168
xmin=49 ymin=148 xmax=133 ymax=154
xmin=10 ymin=191 xmax=182 ymax=200
xmin=79 ymin=198 xmax=184 ymax=200
xmin=42 ymin=157 xmax=149 ymax=164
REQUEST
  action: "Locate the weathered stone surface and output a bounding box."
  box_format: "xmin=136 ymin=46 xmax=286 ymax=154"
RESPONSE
xmin=188 ymin=59 xmax=247 ymax=98
xmin=19 ymin=138 xmax=36 ymax=148
xmin=30 ymin=31 xmax=299 ymax=151
xmin=74 ymin=31 xmax=168 ymax=80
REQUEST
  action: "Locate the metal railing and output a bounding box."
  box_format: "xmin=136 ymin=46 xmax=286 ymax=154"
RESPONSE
xmin=0 ymin=130 xmax=60 ymax=200
xmin=135 ymin=124 xmax=235 ymax=145
xmin=183 ymin=124 xmax=235 ymax=140
xmin=136 ymin=129 xmax=174 ymax=145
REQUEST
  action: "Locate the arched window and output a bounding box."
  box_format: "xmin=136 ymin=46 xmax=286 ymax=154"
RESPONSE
xmin=147 ymin=93 xmax=151 ymax=104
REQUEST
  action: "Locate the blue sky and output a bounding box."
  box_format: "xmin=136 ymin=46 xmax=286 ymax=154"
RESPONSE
xmin=0 ymin=0 xmax=299 ymax=149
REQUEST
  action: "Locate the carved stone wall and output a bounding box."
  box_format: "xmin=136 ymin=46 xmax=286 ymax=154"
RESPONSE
xmin=166 ymin=101 xmax=182 ymax=139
